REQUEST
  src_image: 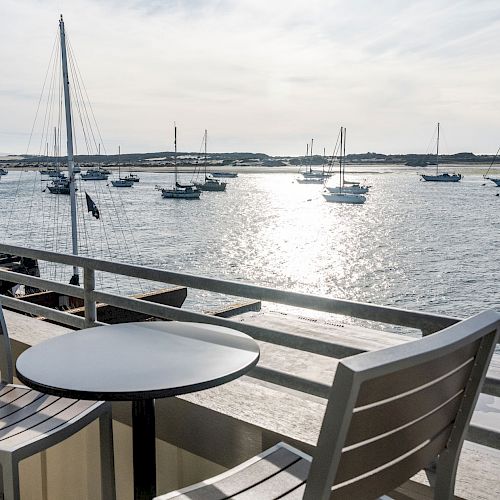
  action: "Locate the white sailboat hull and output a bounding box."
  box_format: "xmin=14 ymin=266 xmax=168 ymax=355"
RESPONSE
xmin=162 ymin=188 xmax=201 ymax=199
xmin=323 ymin=192 xmax=366 ymax=204
xmin=325 ymin=185 xmax=369 ymax=194
xmin=486 ymin=177 xmax=500 ymax=186
xmin=296 ymin=177 xmax=324 ymax=184
xmin=421 ymin=173 xmax=462 ymax=182
xmin=111 ymin=179 xmax=134 ymax=187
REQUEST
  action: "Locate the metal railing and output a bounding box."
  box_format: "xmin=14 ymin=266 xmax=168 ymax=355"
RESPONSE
xmin=1 ymin=242 xmax=499 ymax=449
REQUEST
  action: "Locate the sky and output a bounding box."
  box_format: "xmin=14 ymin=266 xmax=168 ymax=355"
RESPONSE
xmin=1 ymin=0 xmax=500 ymax=156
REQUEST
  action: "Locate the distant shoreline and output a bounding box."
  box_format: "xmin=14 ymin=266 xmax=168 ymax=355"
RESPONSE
xmin=1 ymin=163 xmax=499 ymax=176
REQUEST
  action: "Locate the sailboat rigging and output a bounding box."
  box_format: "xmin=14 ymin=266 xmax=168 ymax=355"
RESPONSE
xmin=159 ymin=125 xmax=201 ymax=199
xmin=323 ymin=127 xmax=366 ymax=204
xmin=420 ymin=123 xmax=462 ymax=182
xmin=297 ymin=139 xmax=331 ymax=184
xmin=483 ymin=146 xmax=500 ymax=186
xmin=111 ymin=146 xmax=134 ymax=187
xmin=194 ymin=130 xmax=226 ymax=191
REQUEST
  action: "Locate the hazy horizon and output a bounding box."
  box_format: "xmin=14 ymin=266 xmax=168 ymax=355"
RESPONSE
xmin=2 ymin=0 xmax=500 ymax=157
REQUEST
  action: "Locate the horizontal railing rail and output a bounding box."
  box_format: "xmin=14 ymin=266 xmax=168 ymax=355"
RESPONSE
xmin=0 ymin=242 xmax=459 ymax=333
xmin=1 ymin=242 xmax=499 ymax=450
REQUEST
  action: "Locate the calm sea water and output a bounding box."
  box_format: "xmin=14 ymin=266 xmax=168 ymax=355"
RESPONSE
xmin=0 ymin=168 xmax=499 ymax=331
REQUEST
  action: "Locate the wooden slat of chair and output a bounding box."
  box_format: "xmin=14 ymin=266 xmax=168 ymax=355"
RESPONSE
xmin=0 ymin=395 xmax=95 ymax=442
xmin=0 ymin=387 xmax=32 ymax=409
xmin=0 ymin=399 xmax=99 ymax=449
xmin=0 ymin=386 xmax=42 ymax=414
xmin=356 ymin=340 xmax=479 ymax=406
xmin=346 ymin=360 xmax=473 ymax=445
xmin=159 ymin=443 xmax=310 ymax=500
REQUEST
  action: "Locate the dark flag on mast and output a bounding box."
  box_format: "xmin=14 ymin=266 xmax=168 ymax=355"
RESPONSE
xmin=85 ymin=192 xmax=100 ymax=219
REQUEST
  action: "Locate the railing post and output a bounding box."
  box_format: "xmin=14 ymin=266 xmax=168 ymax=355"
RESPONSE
xmin=84 ymin=267 xmax=96 ymax=328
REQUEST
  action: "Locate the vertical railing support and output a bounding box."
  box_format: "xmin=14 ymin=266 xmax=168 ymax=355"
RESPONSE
xmin=84 ymin=267 xmax=96 ymax=328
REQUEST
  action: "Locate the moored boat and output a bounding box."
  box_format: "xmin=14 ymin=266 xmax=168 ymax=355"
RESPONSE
xmin=81 ymin=168 xmax=108 ymax=180
xmin=194 ymin=130 xmax=226 ymax=192
xmin=420 ymin=123 xmax=462 ymax=182
xmin=323 ymin=127 xmax=366 ymax=205
xmin=159 ymin=125 xmax=201 ymax=199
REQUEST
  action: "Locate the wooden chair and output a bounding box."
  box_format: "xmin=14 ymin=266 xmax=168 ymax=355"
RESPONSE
xmin=0 ymin=304 xmax=116 ymax=500
xmin=154 ymin=309 xmax=499 ymax=500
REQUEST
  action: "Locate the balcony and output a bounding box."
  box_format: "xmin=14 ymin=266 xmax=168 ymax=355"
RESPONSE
xmin=1 ymin=242 xmax=499 ymax=499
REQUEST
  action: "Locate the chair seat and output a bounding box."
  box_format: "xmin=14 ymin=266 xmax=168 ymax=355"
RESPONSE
xmin=0 ymin=383 xmax=102 ymax=454
xmin=154 ymin=442 xmax=311 ymax=500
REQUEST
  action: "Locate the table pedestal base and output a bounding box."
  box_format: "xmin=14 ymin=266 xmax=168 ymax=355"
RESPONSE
xmin=132 ymin=399 xmax=156 ymax=500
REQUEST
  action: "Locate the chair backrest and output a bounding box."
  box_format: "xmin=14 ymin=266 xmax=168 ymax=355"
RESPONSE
xmin=304 ymin=309 xmax=500 ymax=500
xmin=0 ymin=303 xmax=14 ymax=385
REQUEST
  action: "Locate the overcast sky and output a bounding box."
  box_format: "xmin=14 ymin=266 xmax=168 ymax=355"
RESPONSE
xmin=1 ymin=0 xmax=500 ymax=156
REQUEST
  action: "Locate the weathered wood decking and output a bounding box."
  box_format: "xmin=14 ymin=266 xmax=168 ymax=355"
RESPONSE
xmin=5 ymin=308 xmax=500 ymax=499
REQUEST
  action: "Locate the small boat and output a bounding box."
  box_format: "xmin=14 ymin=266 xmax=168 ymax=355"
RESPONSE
xmin=160 ymin=125 xmax=201 ymax=199
xmin=483 ymin=146 xmax=500 ymax=186
xmin=47 ymin=177 xmax=77 ymax=195
xmin=211 ymin=172 xmax=238 ymax=178
xmin=194 ymin=130 xmax=226 ymax=192
xmin=0 ymin=168 xmax=8 ymax=176
xmin=40 ymin=166 xmax=65 ymax=178
xmin=323 ymin=127 xmax=365 ymax=205
xmin=123 ymin=173 xmax=140 ymax=183
xmin=111 ymin=146 xmax=134 ymax=187
xmin=297 ymin=140 xmax=331 ymax=184
xmin=81 ymin=168 xmax=108 ymax=181
xmin=420 ymin=123 xmax=462 ymax=182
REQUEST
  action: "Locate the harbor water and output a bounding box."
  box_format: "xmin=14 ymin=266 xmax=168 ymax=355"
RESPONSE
xmin=0 ymin=168 xmax=499 ymax=332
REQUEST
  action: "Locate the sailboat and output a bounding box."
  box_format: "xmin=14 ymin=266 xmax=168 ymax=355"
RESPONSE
xmin=483 ymin=146 xmax=500 ymax=186
xmin=194 ymin=130 xmax=226 ymax=192
xmin=323 ymin=127 xmax=366 ymax=204
xmin=297 ymin=139 xmax=331 ymax=184
xmin=160 ymin=125 xmax=201 ymax=199
xmin=420 ymin=123 xmax=462 ymax=182
xmin=111 ymin=146 xmax=134 ymax=187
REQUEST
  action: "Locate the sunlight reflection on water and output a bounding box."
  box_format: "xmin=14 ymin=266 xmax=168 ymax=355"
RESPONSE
xmin=0 ymin=169 xmax=498 ymax=330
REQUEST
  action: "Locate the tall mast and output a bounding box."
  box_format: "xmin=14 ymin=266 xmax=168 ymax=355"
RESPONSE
xmin=118 ymin=145 xmax=121 ymax=178
xmin=174 ymin=124 xmax=177 ymax=186
xmin=342 ymin=127 xmax=347 ymax=188
xmin=310 ymin=138 xmax=314 ymax=173
xmin=204 ymin=129 xmax=208 ymax=179
xmin=59 ymin=15 xmax=79 ymax=285
xmin=436 ymin=122 xmax=440 ymax=175
xmin=339 ymin=127 xmax=343 ymax=192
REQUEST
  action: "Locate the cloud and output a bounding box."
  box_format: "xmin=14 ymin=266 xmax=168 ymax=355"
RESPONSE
xmin=1 ymin=0 xmax=500 ymax=155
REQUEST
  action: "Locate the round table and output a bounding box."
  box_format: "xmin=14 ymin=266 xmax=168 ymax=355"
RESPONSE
xmin=16 ymin=321 xmax=260 ymax=500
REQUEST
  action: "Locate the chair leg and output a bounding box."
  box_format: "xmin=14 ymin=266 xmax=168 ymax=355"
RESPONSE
xmin=1 ymin=458 xmax=20 ymax=500
xmin=99 ymin=409 xmax=116 ymax=500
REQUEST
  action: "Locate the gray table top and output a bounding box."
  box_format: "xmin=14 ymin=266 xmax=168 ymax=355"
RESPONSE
xmin=16 ymin=321 xmax=260 ymax=401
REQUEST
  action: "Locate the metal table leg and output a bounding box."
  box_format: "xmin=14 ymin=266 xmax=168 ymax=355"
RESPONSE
xmin=132 ymin=399 xmax=156 ymax=500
